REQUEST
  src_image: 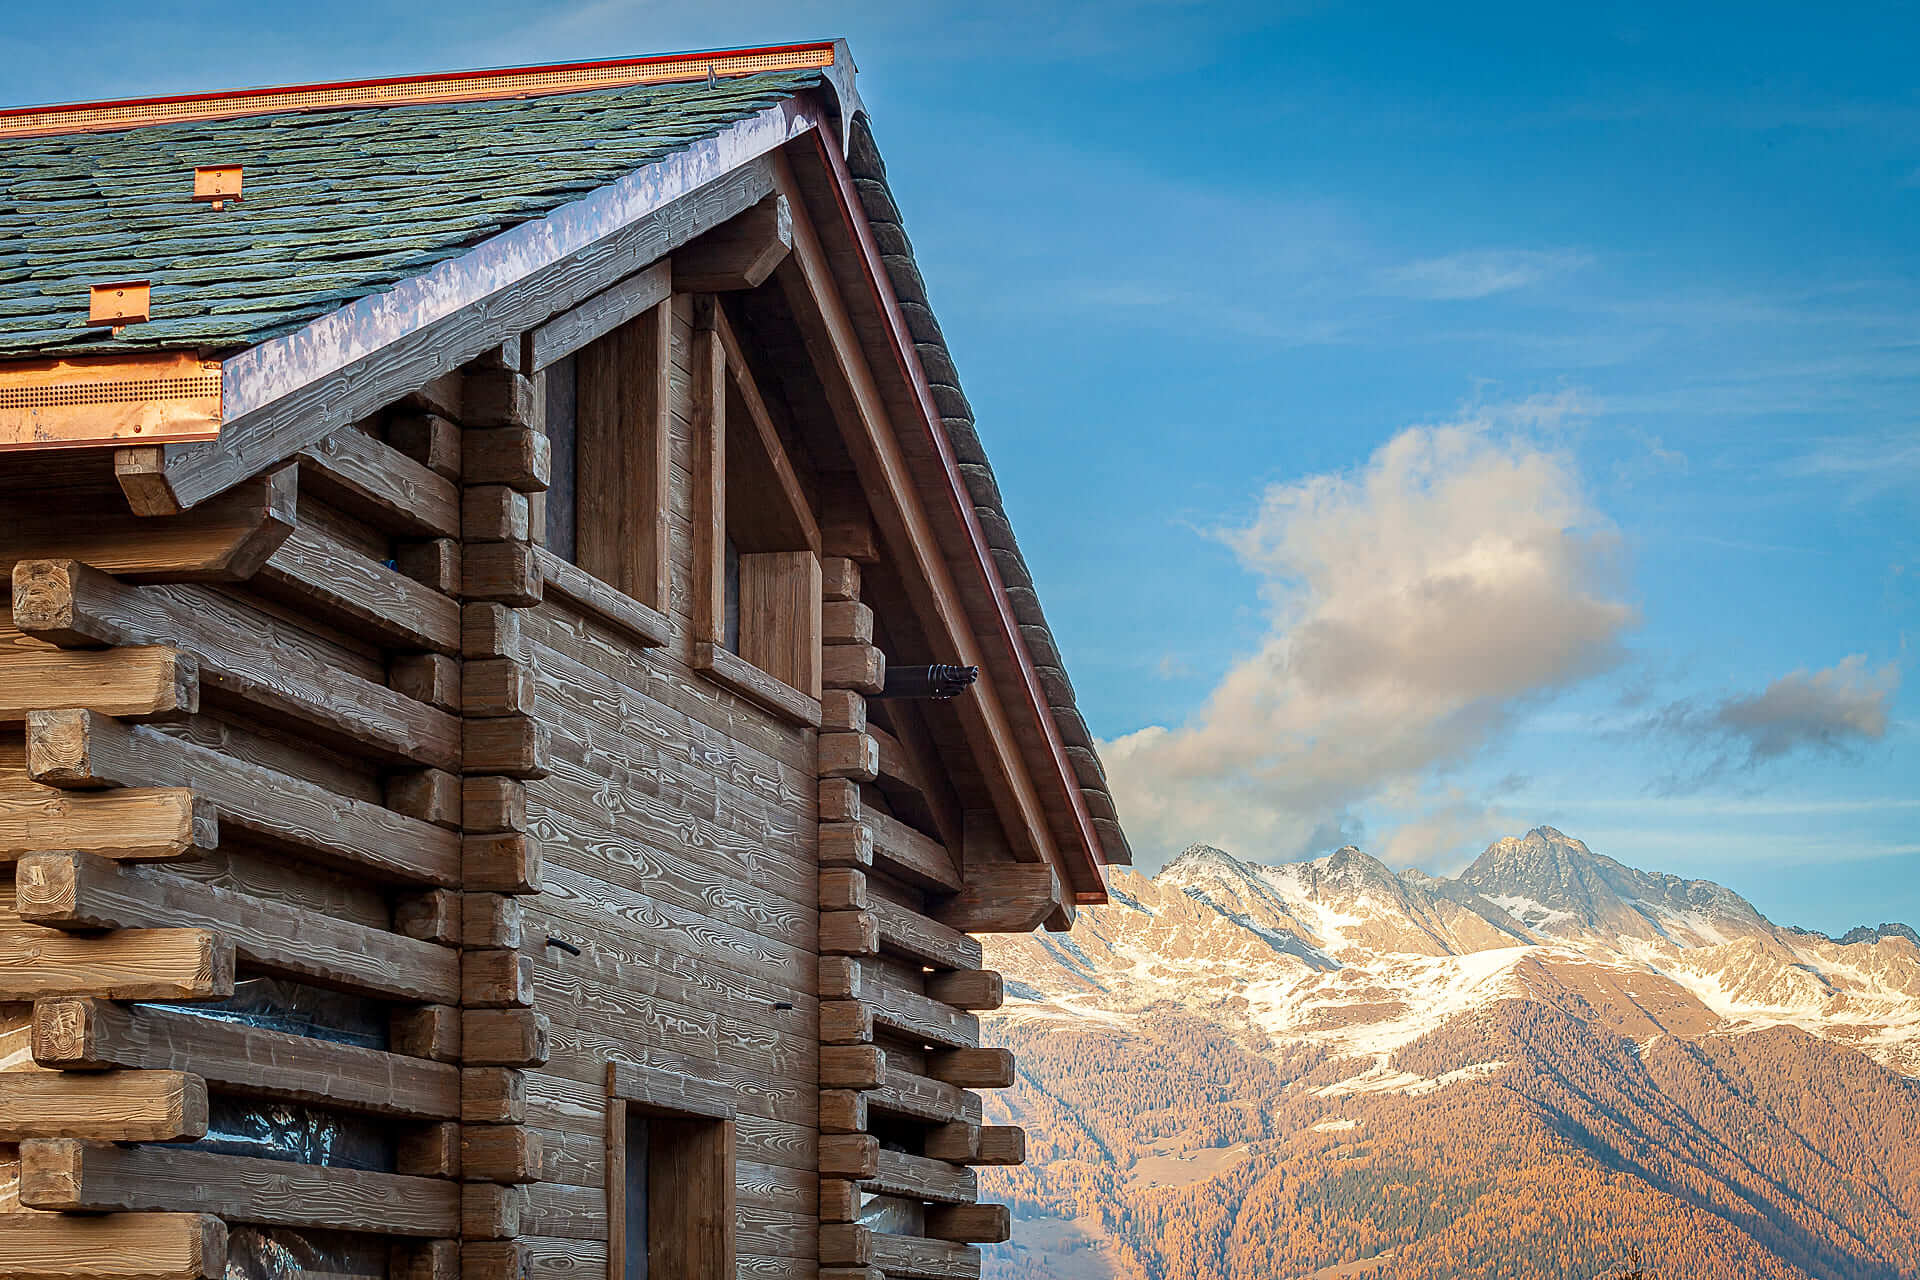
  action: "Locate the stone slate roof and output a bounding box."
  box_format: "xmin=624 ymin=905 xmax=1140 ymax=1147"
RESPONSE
xmin=0 ymin=62 xmax=1131 ymax=869
xmin=0 ymin=70 xmax=820 ymax=359
xmin=844 ymin=118 xmax=1133 ymax=868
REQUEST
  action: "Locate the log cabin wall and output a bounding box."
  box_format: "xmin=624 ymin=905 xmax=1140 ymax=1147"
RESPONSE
xmin=0 ymin=282 xmax=1027 ymax=1280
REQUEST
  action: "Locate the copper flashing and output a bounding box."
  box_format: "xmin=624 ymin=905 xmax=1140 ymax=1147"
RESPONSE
xmin=87 ymin=281 xmax=150 ymax=331
xmin=0 ymin=352 xmax=221 ymax=451
xmin=193 ymin=165 xmax=242 ymax=209
xmin=0 ymin=42 xmax=838 ymax=139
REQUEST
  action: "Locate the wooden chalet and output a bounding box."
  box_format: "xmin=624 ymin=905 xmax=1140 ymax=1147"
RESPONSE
xmin=0 ymin=41 xmax=1130 ymax=1280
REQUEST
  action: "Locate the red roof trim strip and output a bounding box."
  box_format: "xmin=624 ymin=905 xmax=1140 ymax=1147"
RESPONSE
xmin=0 ymin=42 xmax=838 ymax=138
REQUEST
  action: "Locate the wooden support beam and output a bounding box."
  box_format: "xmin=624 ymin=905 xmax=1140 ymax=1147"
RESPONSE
xmin=926 ymin=1048 xmax=1015 ymax=1090
xmin=524 ymin=260 xmax=671 ymax=373
xmin=819 ymin=1223 xmax=873 ymax=1269
xmin=974 ymin=1126 xmax=1026 ymax=1166
xmin=0 ymin=1212 xmax=227 ymax=1280
xmin=460 ymin=1125 xmax=544 ymax=1184
xmin=0 ymin=922 xmax=232 ymax=1001
xmin=926 ymin=969 xmax=1004 ymax=1011
xmin=463 ymin=715 xmax=549 ymax=779
xmin=708 ymin=301 xmax=821 ymax=554
xmin=693 ymin=642 xmax=823 ymax=729
xmin=818 ymin=821 xmax=873 ymax=869
xmin=0 ymin=469 xmax=294 ymax=582
xmin=14 ymin=559 xmax=462 ymax=770
xmin=577 ymin=300 xmax=671 ymax=615
xmin=822 ymin=600 xmax=874 ymax=646
xmin=819 ymin=1133 xmax=880 ymax=1179
xmin=0 ymin=647 xmax=197 ymax=723
xmin=533 ymin=546 xmax=670 ymax=649
xmin=0 ymin=1069 xmax=207 ymax=1142
xmin=258 ymin=522 xmax=461 ymax=655
xmin=16 ymin=851 xmax=460 ymax=1003
xmin=0 ymin=776 xmax=211 ymax=862
xmin=822 ymin=643 xmax=884 ymax=696
xmin=23 ymin=709 xmax=462 ymax=886
xmin=32 ymin=996 xmax=460 ymax=1119
xmin=821 ymin=556 xmax=861 ymax=603
xmin=387 ymin=769 xmax=463 ymax=830
xmin=868 ymin=807 xmax=963 ymax=894
xmin=672 ymin=194 xmax=792 ymax=292
xmin=870 ymin=1235 xmax=983 ymax=1280
xmin=462 ymin=541 xmax=542 ymax=607
xmin=463 ymin=833 xmax=543 ymax=894
xmin=462 ymin=485 xmax=531 ymax=543
xmin=862 ymin=975 xmax=979 ymax=1050
xmin=819 ymin=731 xmax=878 ymax=781
xmin=933 ymin=861 xmax=1063 ymax=935
xmin=462 ymin=428 xmax=552 ymax=492
xmin=390 ymin=1005 xmax=462 ymax=1063
xmin=870 ymin=896 xmax=983 ymax=972
xmin=388 ymin=412 xmax=461 ymax=479
xmin=818 ymin=1178 xmax=862 ymax=1224
xmin=869 ymin=1063 xmax=984 ymax=1127
xmin=20 ymin=1138 xmax=462 ymax=1236
xmin=461 ymin=1009 xmax=550 ymax=1067
xmin=298 ymin=426 xmax=459 ymax=538
xmin=818 ymin=999 xmax=873 ymax=1045
xmin=923 ymin=1122 xmax=979 ymax=1163
xmin=462 ymin=777 xmax=527 ymax=834
xmin=461 ymin=1068 xmax=526 ymax=1124
xmin=394 ymin=537 xmax=461 ymax=595
xmin=818 ymin=1044 xmax=886 ymax=1091
xmin=819 ymin=908 xmax=879 ymax=957
xmin=864 ymin=1148 xmax=977 ymax=1204
xmin=457 ymin=1241 xmax=529 ymax=1280
xmin=926 ymin=1204 xmax=1011 ymax=1245
xmin=818 ymin=1088 xmax=868 ymax=1134
xmin=463 ymin=949 xmax=535 ymax=1008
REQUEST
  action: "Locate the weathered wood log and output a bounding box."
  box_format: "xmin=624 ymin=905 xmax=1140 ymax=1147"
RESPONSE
xmin=461 ymin=1067 xmax=527 ymax=1124
xmin=926 ymin=970 xmax=1004 ymax=1012
xmin=822 ymin=643 xmax=885 ymax=695
xmin=463 ymin=949 xmax=535 ymax=1008
xmin=12 ymin=559 xmax=461 ymax=768
xmin=394 ymin=537 xmax=461 ymax=594
xmin=0 ymin=646 xmax=197 ymax=723
xmin=0 ymin=1211 xmax=227 ymax=1280
xmin=694 ymin=642 xmax=824 ymax=729
xmin=818 ymin=821 xmax=873 ymax=869
xmin=457 ymin=1241 xmax=531 ymax=1280
xmin=923 ymin=1122 xmax=979 ymax=1162
xmin=926 ymin=1048 xmax=1015 ymax=1090
xmin=932 ymin=862 xmax=1062 ymax=934
xmin=869 ymin=896 xmax=983 ymax=972
xmin=819 ymin=777 xmax=861 ymax=823
xmin=464 ymin=833 xmax=543 ymax=894
xmin=390 ymin=1238 xmax=460 ymax=1280
xmin=818 ymin=999 xmax=873 ymax=1045
xmin=298 ymin=426 xmax=460 ymax=538
xmin=23 ymin=709 xmax=462 ymax=886
xmin=0 ymin=777 xmax=213 ymax=862
xmin=462 ymin=541 xmax=543 ymax=607
xmin=462 ymin=485 xmax=531 ymax=544
xmin=258 ymin=522 xmax=461 ymax=654
xmin=0 ymin=922 xmax=232 ymax=1001
xmin=820 ymin=556 xmax=861 ymax=603
xmin=974 ymin=1125 xmax=1025 ymax=1166
xmin=822 ymin=600 xmax=874 ymax=646
xmin=388 ymin=652 xmax=462 ymax=716
xmin=818 ymin=1044 xmax=886 ymax=1091
xmin=462 ymin=777 xmax=527 ymax=834
xmin=819 ymin=867 xmax=868 ymax=912
xmin=818 ymin=1133 xmax=880 ymax=1179
xmin=462 ymin=1009 xmax=551 ymax=1066
xmin=0 ymin=469 xmax=294 ymax=582
xmin=821 ymin=688 xmax=866 ymax=734
xmin=463 ymin=369 xmax=537 ymax=429
xmin=533 ymin=546 xmax=670 ymax=649
xmin=388 ymin=413 xmax=461 ymax=480
xmin=20 ymin=1138 xmax=462 ymax=1236
xmin=461 ymin=1125 xmax=544 ymax=1184
xmin=818 ymin=1178 xmax=861 ymax=1223
xmin=463 ymin=658 xmax=536 ymax=717
xmin=868 ymin=1064 xmax=983 ymax=1127
xmin=861 ymin=974 xmax=979 ymax=1050
xmin=819 ymin=909 xmax=879 ymax=957
xmin=925 ymin=1204 xmax=1010 ymax=1245
xmin=525 ymin=261 xmax=672 ymax=373
xmin=461 ymin=893 xmax=525 ymax=949
xmin=0 ymin=1069 xmax=208 ymax=1142
xmin=870 ymin=1233 xmax=983 ymax=1279
xmin=818 ymin=732 xmax=878 ymax=782
xmin=32 ymin=996 xmax=460 ymax=1119
xmin=672 ymin=194 xmax=792 ymax=292
xmin=15 ymin=851 xmax=461 ymax=1003
xmin=818 ymin=1223 xmax=873 ymax=1268
xmin=865 ymin=1148 xmax=977 ymax=1205
xmin=817 ymin=1088 xmax=868 ymax=1134
xmin=463 ymin=428 xmax=552 ymax=492
xmin=387 ymin=768 xmax=463 ymax=829
xmin=868 ymin=807 xmax=962 ymax=894
xmin=391 ymin=1003 xmax=462 ymax=1063
xmin=463 ymin=716 xmax=549 ymax=779
xmin=395 ymin=888 xmax=460 ymax=944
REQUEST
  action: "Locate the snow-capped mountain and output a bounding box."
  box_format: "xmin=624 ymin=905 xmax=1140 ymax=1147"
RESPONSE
xmin=990 ymin=826 xmax=1920 ymax=1081
xmin=978 ymin=829 xmax=1920 ymax=1280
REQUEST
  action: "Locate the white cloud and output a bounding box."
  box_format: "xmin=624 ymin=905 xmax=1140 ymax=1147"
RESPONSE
xmin=1377 ymin=249 xmax=1592 ymax=300
xmin=1103 ymin=397 xmax=1636 ymax=867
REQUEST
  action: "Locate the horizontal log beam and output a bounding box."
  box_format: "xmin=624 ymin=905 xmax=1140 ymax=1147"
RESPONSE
xmin=925 ymin=969 xmax=1003 ymax=1011
xmin=533 ymin=545 xmax=670 ymax=648
xmin=20 ymin=1138 xmax=461 ymax=1236
xmin=864 ymin=1148 xmax=977 ymax=1205
xmin=870 ymin=896 xmax=982 ymax=972
xmin=0 ymin=777 xmax=214 ymax=862
xmin=13 ymin=559 xmax=462 ymax=770
xmin=0 ymin=469 xmax=293 ymax=583
xmin=672 ymin=194 xmax=792 ymax=292
xmin=865 ymin=978 xmax=979 ymax=1051
xmin=0 ymin=921 xmax=232 ymax=1001
xmin=17 ymin=851 xmax=460 ymax=1003
xmin=867 ymin=807 xmax=962 ymax=894
xmin=297 ymin=426 xmax=460 ymax=538
xmin=524 ymin=260 xmax=672 ymax=373
xmin=258 ymin=523 xmax=461 ymax=655
xmin=30 ymin=996 xmax=458 ymax=1119
xmin=0 ymin=1212 xmax=227 ymax=1280
xmin=0 ymin=1069 xmax=208 ymax=1142
xmin=926 ymin=1048 xmax=1015 ymax=1091
xmin=932 ymin=862 xmax=1062 ymax=935
xmin=24 ymin=709 xmax=461 ymax=886
xmin=0 ymin=646 xmax=197 ymax=723
xmin=869 ymin=1064 xmax=983 ymax=1126
xmin=871 ymin=1233 xmax=984 ymax=1279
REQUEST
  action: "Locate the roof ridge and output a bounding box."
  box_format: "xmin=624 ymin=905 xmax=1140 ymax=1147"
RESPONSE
xmin=0 ymin=42 xmax=838 ymax=139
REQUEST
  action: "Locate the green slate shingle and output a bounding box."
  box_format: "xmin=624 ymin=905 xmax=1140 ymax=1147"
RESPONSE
xmin=0 ymin=70 xmax=821 ymax=359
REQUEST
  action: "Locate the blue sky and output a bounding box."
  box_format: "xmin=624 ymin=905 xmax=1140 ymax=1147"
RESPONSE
xmin=10 ymin=2 xmax=1913 ymax=934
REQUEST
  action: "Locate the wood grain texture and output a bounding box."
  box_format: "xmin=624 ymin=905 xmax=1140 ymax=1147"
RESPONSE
xmin=525 ymin=261 xmax=672 ymax=374
xmin=20 ymin=1139 xmax=461 ymax=1236
xmin=14 ymin=851 xmax=459 ymax=1003
xmin=24 ymin=709 xmax=462 ymax=886
xmin=13 ymin=558 xmax=461 ymax=769
xmin=30 ymin=996 xmax=459 ymax=1118
xmin=869 ymin=896 xmax=982 ymax=972
xmin=0 ymin=469 xmax=294 ymax=583
xmin=0 ymin=1211 xmax=227 ymax=1280
xmin=0 ymin=921 xmax=232 ymax=1000
xmin=739 ymin=550 xmax=823 ymax=700
xmin=298 ymin=426 xmax=460 ymax=538
xmin=576 ymin=305 xmax=671 ymax=613
xmin=693 ymin=641 xmax=823 ymax=729
xmin=0 ymin=647 xmax=196 ymax=723
xmin=672 ymin=194 xmax=792 ymax=293
xmin=0 ymin=1070 xmax=208 ymax=1142
xmin=533 ymin=546 xmax=669 ymax=649
xmin=0 ymin=775 xmax=211 ymax=861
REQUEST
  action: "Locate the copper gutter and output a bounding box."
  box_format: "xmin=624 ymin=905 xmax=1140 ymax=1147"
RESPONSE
xmin=798 ymin=122 xmax=1109 ymax=903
